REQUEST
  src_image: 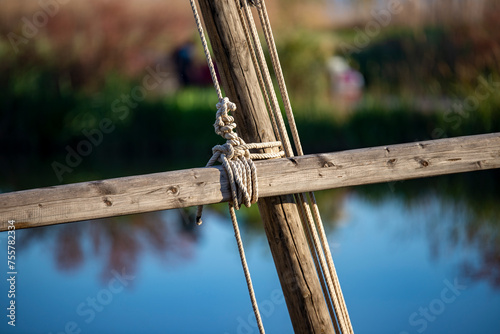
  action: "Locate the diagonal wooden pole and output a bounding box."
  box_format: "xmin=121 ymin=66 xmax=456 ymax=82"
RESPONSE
xmin=195 ymin=0 xmax=335 ymax=332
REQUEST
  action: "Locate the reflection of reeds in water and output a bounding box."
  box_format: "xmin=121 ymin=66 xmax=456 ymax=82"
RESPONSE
xmin=456 ymin=196 xmax=500 ymax=287
xmin=355 ymin=170 xmax=500 ymax=288
xmin=21 ymin=209 xmax=199 ymax=282
xmin=426 ymin=195 xmax=500 ymax=287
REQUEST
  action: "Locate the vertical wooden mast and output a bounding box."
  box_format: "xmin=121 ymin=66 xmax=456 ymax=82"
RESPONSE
xmin=196 ymin=0 xmax=335 ymax=332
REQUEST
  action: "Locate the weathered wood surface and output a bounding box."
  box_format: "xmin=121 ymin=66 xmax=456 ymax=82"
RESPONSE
xmin=261 ymin=132 xmax=500 ymax=196
xmin=195 ymin=0 xmax=336 ymax=332
xmin=1 ymin=133 xmax=499 ymax=232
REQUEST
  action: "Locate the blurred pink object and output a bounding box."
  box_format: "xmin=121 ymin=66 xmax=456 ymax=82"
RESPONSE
xmin=328 ymin=56 xmax=364 ymax=102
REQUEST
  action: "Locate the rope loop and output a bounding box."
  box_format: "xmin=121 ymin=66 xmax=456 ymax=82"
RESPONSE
xmin=212 ymin=143 xmax=234 ymax=160
xmin=214 ymin=97 xmax=238 ymax=140
xmin=196 ymin=98 xmax=284 ymax=225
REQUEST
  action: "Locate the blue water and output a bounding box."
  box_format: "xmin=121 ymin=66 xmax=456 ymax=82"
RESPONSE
xmin=1 ymin=193 xmax=499 ymax=334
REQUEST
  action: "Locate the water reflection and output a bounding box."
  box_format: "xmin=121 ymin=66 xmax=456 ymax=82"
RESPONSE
xmin=449 ymin=198 xmax=500 ymax=287
xmin=339 ymin=169 xmax=500 ymax=289
xmin=20 ymin=209 xmax=200 ymax=281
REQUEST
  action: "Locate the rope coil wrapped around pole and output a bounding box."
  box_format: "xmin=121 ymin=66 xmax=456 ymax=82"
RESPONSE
xmin=196 ymin=97 xmax=283 ymax=224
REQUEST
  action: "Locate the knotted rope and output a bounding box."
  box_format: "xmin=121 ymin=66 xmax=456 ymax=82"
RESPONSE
xmin=194 ymin=97 xmax=282 ymax=334
xmin=196 ymin=97 xmax=283 ymax=224
xmin=194 ymin=99 xmax=282 ymax=334
xmin=189 ymin=1 xmax=284 ymax=333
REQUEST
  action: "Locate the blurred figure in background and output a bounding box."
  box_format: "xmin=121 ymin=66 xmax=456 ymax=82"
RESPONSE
xmin=173 ymin=41 xmax=196 ymax=86
xmin=327 ymin=56 xmax=364 ymax=109
xmin=172 ymin=40 xmax=214 ymax=87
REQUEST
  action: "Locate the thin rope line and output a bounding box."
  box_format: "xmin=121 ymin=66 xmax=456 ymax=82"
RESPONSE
xmin=309 ymin=193 xmax=353 ymax=333
xmin=249 ymin=9 xmax=353 ymax=328
xmin=294 ymin=193 xmax=341 ymax=334
xmin=243 ymin=1 xmax=354 ymax=333
xmin=256 ymin=0 xmax=303 ymax=156
xmin=240 ymin=0 xmax=294 ymax=157
xmin=188 ymin=2 xmax=270 ymax=333
xmin=188 ymin=0 xmax=223 ymax=101
xmin=229 ymin=205 xmax=265 ymax=334
xmin=243 ymin=3 xmax=342 ymax=326
xmin=254 ymin=2 xmax=354 ymax=333
xmin=235 ymin=4 xmax=281 ymax=145
xmin=241 ymin=5 xmax=339 ymax=324
xmin=299 ymin=193 xmax=348 ymax=332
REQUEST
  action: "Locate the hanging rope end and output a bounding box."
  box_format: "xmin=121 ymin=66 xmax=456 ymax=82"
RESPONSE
xmin=196 ymin=205 xmax=204 ymax=225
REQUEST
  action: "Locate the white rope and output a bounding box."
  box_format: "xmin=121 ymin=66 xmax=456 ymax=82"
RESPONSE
xmin=239 ymin=1 xmax=354 ymax=333
xmin=188 ymin=0 xmax=223 ymax=101
xmin=239 ymin=2 xmax=294 ymax=157
xmin=193 ymin=100 xmax=280 ymax=334
xmin=196 ymin=97 xmax=283 ymax=222
xmin=188 ymin=2 xmax=286 ymax=334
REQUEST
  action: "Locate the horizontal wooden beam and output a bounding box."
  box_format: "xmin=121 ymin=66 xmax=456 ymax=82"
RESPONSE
xmin=1 ymin=133 xmax=499 ymax=231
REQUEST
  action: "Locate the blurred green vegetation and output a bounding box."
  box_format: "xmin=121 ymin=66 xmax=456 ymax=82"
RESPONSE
xmin=2 ymin=30 xmax=500 ymax=189
xmin=346 ymin=26 xmax=500 ymax=95
xmin=276 ymin=29 xmax=334 ymax=108
xmin=0 ymin=71 xmax=220 ymax=190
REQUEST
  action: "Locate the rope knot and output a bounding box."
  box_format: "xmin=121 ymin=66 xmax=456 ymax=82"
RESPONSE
xmin=212 ymin=143 xmax=235 ymax=160
xmin=197 ymin=97 xmax=284 ymax=226
xmin=214 ymin=98 xmax=239 ymax=140
xmin=216 ymin=97 xmax=237 ymax=111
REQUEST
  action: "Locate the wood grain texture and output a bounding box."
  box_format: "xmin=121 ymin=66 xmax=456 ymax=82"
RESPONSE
xmin=0 ymin=166 xmax=226 ymax=230
xmin=1 ymin=133 xmax=499 ymax=232
xmin=258 ymin=132 xmax=500 ymax=196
